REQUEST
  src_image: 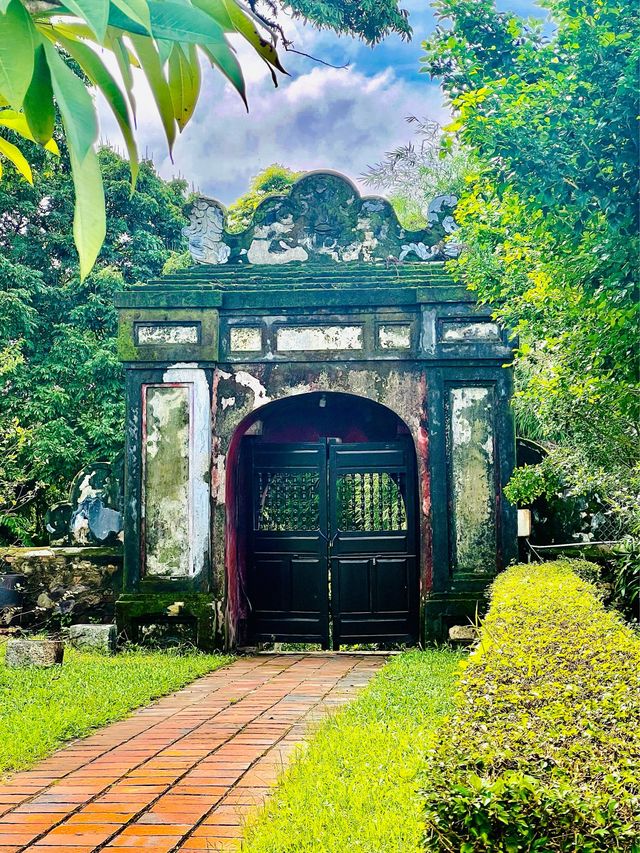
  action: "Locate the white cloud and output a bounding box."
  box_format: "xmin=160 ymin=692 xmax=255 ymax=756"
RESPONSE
xmin=96 ymin=36 xmax=448 ymax=204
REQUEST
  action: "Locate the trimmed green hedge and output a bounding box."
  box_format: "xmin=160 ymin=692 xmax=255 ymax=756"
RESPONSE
xmin=421 ymin=560 xmax=640 ymax=853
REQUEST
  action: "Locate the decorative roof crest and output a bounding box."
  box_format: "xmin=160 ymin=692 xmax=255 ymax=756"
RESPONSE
xmin=183 ymin=170 xmax=459 ymax=266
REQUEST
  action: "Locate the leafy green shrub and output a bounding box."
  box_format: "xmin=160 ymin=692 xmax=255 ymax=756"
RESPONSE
xmin=420 ymin=560 xmax=640 ymax=853
xmin=609 ymin=539 xmax=640 ymax=624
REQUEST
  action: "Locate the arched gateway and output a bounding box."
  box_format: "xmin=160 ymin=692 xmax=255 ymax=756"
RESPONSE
xmin=114 ymin=172 xmax=517 ymax=649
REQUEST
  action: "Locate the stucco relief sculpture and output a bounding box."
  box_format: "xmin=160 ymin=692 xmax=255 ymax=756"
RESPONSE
xmin=183 ymin=171 xmax=459 ymax=265
xmin=182 ymin=196 xmax=231 ymax=264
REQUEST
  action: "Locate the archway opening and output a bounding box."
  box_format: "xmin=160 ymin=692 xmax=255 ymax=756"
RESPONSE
xmin=225 ymin=392 xmax=419 ymax=649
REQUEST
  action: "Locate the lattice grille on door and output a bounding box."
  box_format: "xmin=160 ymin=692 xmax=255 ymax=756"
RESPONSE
xmin=337 ymin=472 xmax=407 ymax=531
xmin=255 ymin=470 xmax=320 ymax=531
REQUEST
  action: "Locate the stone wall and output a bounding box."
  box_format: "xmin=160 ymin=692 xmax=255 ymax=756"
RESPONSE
xmin=0 ymin=547 xmax=122 ymax=628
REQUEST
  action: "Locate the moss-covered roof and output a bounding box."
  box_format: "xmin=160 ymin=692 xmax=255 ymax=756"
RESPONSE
xmin=117 ymin=262 xmax=472 ymax=310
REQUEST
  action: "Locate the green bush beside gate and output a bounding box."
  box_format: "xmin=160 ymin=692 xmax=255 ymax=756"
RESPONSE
xmin=421 ymin=560 xmax=640 ymax=853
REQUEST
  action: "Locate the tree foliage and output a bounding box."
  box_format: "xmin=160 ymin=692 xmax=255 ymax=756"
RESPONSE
xmin=363 ymin=116 xmax=472 ymax=229
xmin=272 ymin=0 xmax=410 ymax=44
xmin=0 ymin=0 xmax=289 ymax=278
xmin=0 ymin=140 xmax=188 ymax=544
xmin=421 ymin=0 xmax=640 ymax=527
xmin=226 ymin=162 xmax=303 ymax=232
xmin=0 ymin=0 xmax=409 ymax=279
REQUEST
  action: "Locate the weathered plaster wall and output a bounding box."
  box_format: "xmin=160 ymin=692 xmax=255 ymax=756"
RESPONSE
xmin=144 ymin=384 xmax=191 ymax=577
xmin=448 ymin=386 xmax=497 ymax=574
xmin=0 ymin=547 xmax=122 ymax=627
xmin=141 ymin=365 xmax=211 ymax=580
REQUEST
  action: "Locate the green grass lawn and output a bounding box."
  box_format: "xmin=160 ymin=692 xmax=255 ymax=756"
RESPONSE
xmin=243 ymin=649 xmax=462 ymax=853
xmin=0 ymin=643 xmax=233 ymax=776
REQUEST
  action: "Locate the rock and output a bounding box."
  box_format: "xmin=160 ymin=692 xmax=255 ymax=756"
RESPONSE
xmin=449 ymin=624 xmax=478 ymax=642
xmin=67 ymin=623 xmax=117 ymax=653
xmin=5 ymin=638 xmax=64 ymax=668
xmin=37 ymin=592 xmax=54 ymax=609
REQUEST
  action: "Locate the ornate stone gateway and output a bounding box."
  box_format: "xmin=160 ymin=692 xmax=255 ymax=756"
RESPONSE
xmin=114 ymin=171 xmax=517 ymax=648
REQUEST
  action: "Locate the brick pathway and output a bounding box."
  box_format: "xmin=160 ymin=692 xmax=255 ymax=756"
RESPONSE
xmin=0 ymin=654 xmax=386 ymax=853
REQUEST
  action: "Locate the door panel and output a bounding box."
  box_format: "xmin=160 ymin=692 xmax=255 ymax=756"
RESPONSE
xmin=245 ymin=437 xmax=418 ymax=648
xmin=374 ymin=557 xmax=411 ymax=612
xmin=329 ymin=440 xmax=418 ymax=647
xmin=248 ymin=441 xmax=329 ymax=645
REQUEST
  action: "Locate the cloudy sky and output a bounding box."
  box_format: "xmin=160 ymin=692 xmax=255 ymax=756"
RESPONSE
xmin=97 ymin=0 xmax=545 ymax=204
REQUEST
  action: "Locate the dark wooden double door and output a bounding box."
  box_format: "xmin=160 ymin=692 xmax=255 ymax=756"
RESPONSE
xmin=246 ymin=438 xmax=418 ymax=648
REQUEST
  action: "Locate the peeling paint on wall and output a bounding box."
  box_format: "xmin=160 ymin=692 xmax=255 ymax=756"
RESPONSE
xmin=140 ymin=365 xmax=211 ymax=579
xmin=212 ymin=453 xmax=226 ymax=504
xmin=144 ymin=384 xmax=191 ymax=577
xmin=233 ymin=370 xmax=271 ymax=409
xmin=449 ymin=386 xmax=496 ymax=574
xmin=163 ymin=365 xmax=211 ymax=580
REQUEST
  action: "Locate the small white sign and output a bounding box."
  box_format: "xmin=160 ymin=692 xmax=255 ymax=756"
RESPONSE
xmin=230 ymin=327 xmax=262 ymax=352
xmin=441 ymin=321 xmax=502 ymax=342
xmin=377 ymin=324 xmax=411 ymax=349
xmin=276 ymin=325 xmax=363 ymax=352
xmin=137 ymin=324 xmax=199 ymax=345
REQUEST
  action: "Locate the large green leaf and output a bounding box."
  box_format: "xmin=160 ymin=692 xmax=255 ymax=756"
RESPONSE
xmin=107 ymin=34 xmax=137 ymax=114
xmin=110 ymin=0 xmax=151 ymax=33
xmin=23 ymin=43 xmax=55 ymax=145
xmin=187 ymin=0 xmax=234 ymax=31
xmin=220 ymin=0 xmax=286 ymax=73
xmin=0 ymin=108 xmax=59 ymax=153
xmin=69 ymin=143 xmax=106 ymax=280
xmin=157 ymin=35 xmax=174 ymax=67
xmin=168 ymin=43 xmax=201 ymax=131
xmin=129 ymin=34 xmax=176 ymax=152
xmin=202 ymin=40 xmax=246 ymax=106
xmin=112 ymin=0 xmax=227 ymax=43
xmin=0 ymin=135 xmax=33 ymax=183
xmin=0 ymin=0 xmax=36 ymax=109
xmin=55 ymin=31 xmax=139 ymax=188
xmin=148 ymin=0 xmax=226 ymax=42
xmin=58 ymin=0 xmax=109 ymax=42
xmin=42 ymin=39 xmax=98 ymax=162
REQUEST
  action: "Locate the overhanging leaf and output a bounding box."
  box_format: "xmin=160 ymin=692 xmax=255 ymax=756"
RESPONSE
xmin=0 ymin=0 xmax=36 ymax=109
xmin=148 ymin=1 xmax=226 ymax=43
xmin=42 ymin=39 xmax=98 ymax=162
xmin=58 ymin=0 xmax=109 ymax=43
xmin=23 ymin=43 xmax=55 ymax=145
xmin=0 ymin=135 xmax=33 ymax=183
xmin=129 ymin=34 xmax=176 ymax=153
xmin=202 ymin=40 xmax=246 ymax=106
xmin=110 ymin=0 xmax=151 ymax=33
xmin=69 ymin=143 xmax=106 ymax=280
xmin=55 ymin=31 xmax=139 ymax=188
xmin=167 ymin=43 xmax=201 ymax=131
xmin=0 ymin=109 xmax=59 ymax=153
xmin=107 ymin=34 xmax=138 ymax=116
xmin=189 ymin=0 xmax=234 ymax=31
xmin=220 ymin=0 xmax=286 ymax=73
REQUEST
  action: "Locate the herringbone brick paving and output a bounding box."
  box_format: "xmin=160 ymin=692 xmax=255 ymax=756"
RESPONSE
xmin=0 ymin=654 xmax=386 ymax=852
